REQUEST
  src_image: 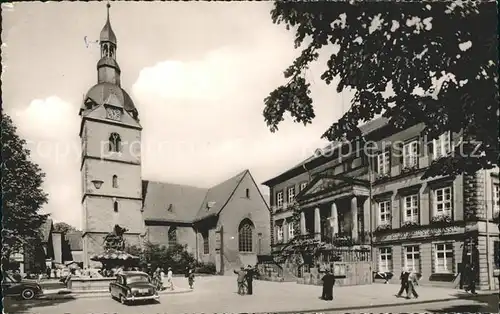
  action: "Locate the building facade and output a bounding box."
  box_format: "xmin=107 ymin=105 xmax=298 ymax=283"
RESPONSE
xmin=79 ymin=5 xmax=270 ymax=272
xmin=264 ymin=118 xmax=499 ymax=289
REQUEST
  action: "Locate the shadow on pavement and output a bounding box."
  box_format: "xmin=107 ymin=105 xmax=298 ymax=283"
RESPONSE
xmin=3 ymin=296 xmax=76 ymax=313
xmin=426 ymin=293 xmax=498 ymax=313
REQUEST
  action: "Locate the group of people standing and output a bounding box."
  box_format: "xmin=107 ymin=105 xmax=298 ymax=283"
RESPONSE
xmin=152 ymin=267 xmax=175 ymax=291
xmin=151 ymin=266 xmax=196 ymax=291
xmin=234 ymin=265 xmax=257 ymax=295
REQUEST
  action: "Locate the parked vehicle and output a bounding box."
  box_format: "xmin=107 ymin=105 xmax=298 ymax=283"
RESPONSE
xmin=2 ymin=273 xmax=43 ymax=300
xmin=109 ymin=271 xmax=159 ymax=305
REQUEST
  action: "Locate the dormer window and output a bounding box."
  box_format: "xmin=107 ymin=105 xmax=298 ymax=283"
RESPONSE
xmin=84 ymin=98 xmax=95 ymax=110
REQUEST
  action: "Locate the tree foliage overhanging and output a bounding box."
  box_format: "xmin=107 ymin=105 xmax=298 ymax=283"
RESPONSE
xmin=53 ymin=222 xmax=79 ymax=233
xmin=263 ymin=1 xmax=499 ymax=179
xmin=1 ymin=112 xmax=49 ymax=263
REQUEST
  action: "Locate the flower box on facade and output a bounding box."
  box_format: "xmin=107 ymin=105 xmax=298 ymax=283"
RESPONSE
xmin=375 ymin=224 xmax=392 ymax=233
xmin=374 ymin=174 xmax=391 ymax=183
xmin=401 ymin=165 xmax=418 ymax=174
xmin=400 ymin=220 xmax=419 ymax=230
xmin=431 ymin=215 xmax=452 ymax=225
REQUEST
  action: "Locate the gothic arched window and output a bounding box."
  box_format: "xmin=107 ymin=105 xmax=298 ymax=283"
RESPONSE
xmin=168 ymin=227 xmax=177 ymax=247
xmin=109 ymin=133 xmax=121 ymax=152
xmin=113 ymin=200 xmax=119 ymax=212
xmin=238 ymin=219 xmax=254 ymax=252
xmin=112 ymin=175 xmax=118 ymax=188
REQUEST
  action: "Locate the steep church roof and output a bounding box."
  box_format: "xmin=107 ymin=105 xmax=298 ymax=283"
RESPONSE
xmin=194 ymin=170 xmax=248 ymax=221
xmin=142 ymin=182 xmax=208 ymax=223
xmin=39 ymin=218 xmax=53 ymax=243
xmin=142 ymin=170 xmax=251 ymax=223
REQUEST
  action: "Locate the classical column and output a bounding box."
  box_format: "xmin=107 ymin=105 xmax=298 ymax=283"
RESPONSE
xmin=314 ymin=207 xmax=321 ymax=240
xmin=351 ymin=197 xmax=358 ymax=242
xmin=300 ymin=211 xmax=306 ymax=235
xmin=331 ymin=202 xmax=339 ymax=236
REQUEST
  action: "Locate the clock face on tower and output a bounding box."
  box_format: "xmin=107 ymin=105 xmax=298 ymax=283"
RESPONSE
xmin=106 ymin=107 xmax=122 ymax=121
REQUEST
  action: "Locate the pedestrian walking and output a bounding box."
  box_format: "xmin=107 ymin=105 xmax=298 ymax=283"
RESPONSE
xmin=153 ymin=268 xmax=161 ymax=290
xmin=396 ymin=268 xmax=410 ymax=298
xmin=167 ymin=267 xmax=175 ymax=290
xmin=245 ymin=265 xmax=256 ymax=295
xmin=407 ymin=269 xmax=419 ymax=299
xmin=468 ymin=265 xmax=477 ymax=295
xmin=320 ymin=269 xmax=335 ymax=300
xmin=160 ymin=268 xmax=166 ymax=290
xmin=186 ymin=267 xmax=195 ymax=289
xmin=234 ymin=267 xmax=247 ymax=295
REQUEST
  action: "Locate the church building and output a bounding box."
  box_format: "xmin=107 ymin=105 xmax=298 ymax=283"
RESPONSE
xmin=79 ymin=5 xmax=271 ymax=274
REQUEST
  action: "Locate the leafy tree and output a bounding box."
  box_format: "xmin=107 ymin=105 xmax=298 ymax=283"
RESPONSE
xmin=1 ymin=112 xmax=49 ymax=265
xmin=263 ymin=1 xmax=498 ymax=179
xmin=126 ymin=242 xmax=196 ymax=274
xmin=53 ymin=222 xmax=79 ymax=233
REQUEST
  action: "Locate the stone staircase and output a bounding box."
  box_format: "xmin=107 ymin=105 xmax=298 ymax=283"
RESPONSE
xmin=256 ymin=255 xmax=297 ymax=283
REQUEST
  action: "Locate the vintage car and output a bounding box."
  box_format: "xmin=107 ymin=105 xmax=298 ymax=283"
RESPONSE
xmin=109 ymin=271 xmax=159 ymax=304
xmin=2 ymin=273 xmax=43 ymax=300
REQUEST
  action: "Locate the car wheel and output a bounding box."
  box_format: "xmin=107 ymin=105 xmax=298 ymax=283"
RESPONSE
xmin=21 ymin=288 xmax=36 ymax=300
xmin=120 ymin=295 xmax=127 ymax=305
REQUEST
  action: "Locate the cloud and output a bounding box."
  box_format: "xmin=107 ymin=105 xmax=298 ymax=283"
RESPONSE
xmin=131 ymin=42 xmax=337 ymax=187
xmin=9 ymin=96 xmax=82 ymax=228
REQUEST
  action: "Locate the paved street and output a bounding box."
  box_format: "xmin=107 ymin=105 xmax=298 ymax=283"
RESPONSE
xmin=322 ymin=294 xmax=498 ymax=314
xmin=4 ymin=276 xmax=497 ymax=314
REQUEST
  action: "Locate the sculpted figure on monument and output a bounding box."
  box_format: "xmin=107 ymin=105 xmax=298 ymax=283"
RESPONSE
xmin=103 ymin=224 xmax=129 ymax=250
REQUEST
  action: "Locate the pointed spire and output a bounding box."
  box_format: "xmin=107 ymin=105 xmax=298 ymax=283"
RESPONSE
xmin=100 ymin=2 xmax=117 ymax=45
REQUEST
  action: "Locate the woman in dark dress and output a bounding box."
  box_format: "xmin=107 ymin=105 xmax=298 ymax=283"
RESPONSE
xmin=321 ymin=269 xmax=335 ymax=300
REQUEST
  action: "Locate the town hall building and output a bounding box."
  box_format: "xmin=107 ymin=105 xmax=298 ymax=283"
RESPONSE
xmin=79 ymin=5 xmax=270 ymax=274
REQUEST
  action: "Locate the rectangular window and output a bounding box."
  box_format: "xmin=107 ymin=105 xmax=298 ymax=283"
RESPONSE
xmin=300 ymin=182 xmax=308 ymax=192
xmin=434 ymin=187 xmax=452 ymax=217
xmin=493 ymin=183 xmax=499 ymax=213
xmin=379 ymin=247 xmax=393 ymax=272
xmin=403 ymin=140 xmax=419 ymax=168
xmin=404 ymin=245 xmax=420 ymax=273
xmin=378 ymin=201 xmax=391 ymax=225
xmin=287 ymin=187 xmax=295 ymax=204
xmin=377 ymin=151 xmax=391 ymax=175
xmin=288 ymin=222 xmax=295 ymax=239
xmin=404 ymin=194 xmax=419 ymax=223
xmin=494 ymin=241 xmax=500 ymax=269
xmin=433 ymin=132 xmax=451 ymax=160
xmin=276 ymin=191 xmax=283 ymax=207
xmin=203 ymin=232 xmax=209 ymax=254
xmin=276 ymin=225 xmax=284 ymax=242
xmin=434 ymin=243 xmax=454 ymax=273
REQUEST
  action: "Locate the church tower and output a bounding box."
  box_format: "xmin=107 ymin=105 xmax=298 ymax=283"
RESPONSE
xmin=79 ymin=4 xmax=144 ymax=267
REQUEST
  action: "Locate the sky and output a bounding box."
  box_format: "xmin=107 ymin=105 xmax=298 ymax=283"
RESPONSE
xmin=2 ymin=2 xmax=352 ymax=229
